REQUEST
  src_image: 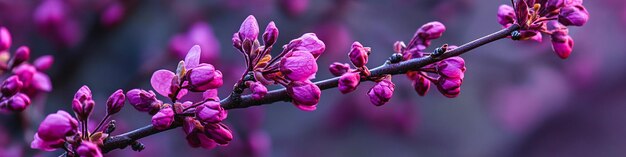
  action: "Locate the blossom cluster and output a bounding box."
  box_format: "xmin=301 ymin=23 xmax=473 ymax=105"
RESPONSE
xmin=497 ymin=0 xmax=589 ymax=59
xmin=0 ymin=26 xmax=53 ymax=113
xmin=232 ymin=15 xmax=326 ymax=111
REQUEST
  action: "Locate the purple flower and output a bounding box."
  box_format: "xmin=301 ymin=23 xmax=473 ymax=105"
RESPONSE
xmin=106 ymin=89 xmax=125 ymax=115
xmin=279 ymin=0 xmax=309 ymax=17
xmin=31 ymin=110 xmax=78 ymax=151
xmin=368 ymin=77 xmax=395 ymax=106
xmin=280 ymin=51 xmax=318 ymax=81
xmin=76 ymin=141 xmax=103 ymax=157
xmin=348 ymin=41 xmax=371 ymax=67
xmin=437 ymin=57 xmax=466 ymax=79
xmin=1 ymin=76 xmax=22 ymax=97
xmin=7 ymin=93 xmax=31 ymax=112
xmin=287 ymin=80 xmax=321 ymax=111
xmin=183 ymin=117 xmax=218 ymax=150
xmin=100 ymin=2 xmax=125 ymax=28
xmin=169 ymin=22 xmax=220 ymax=62
xmin=152 ymin=106 xmax=174 ymax=130
xmin=74 ymin=85 xmax=92 ymax=102
xmin=436 ymin=77 xmax=462 ymax=98
xmin=0 ymin=27 xmax=11 ymax=52
xmin=247 ymin=81 xmax=268 ymax=100
xmin=238 ymin=15 xmax=260 ymax=42
xmin=72 ymin=85 xmax=95 ymax=120
xmin=497 ymin=5 xmax=516 ymax=27
xmin=411 ymin=21 xmax=446 ymax=48
xmin=12 ymin=46 xmax=30 ymax=68
xmin=13 ymin=64 xmax=35 ymax=86
xmin=262 ymin=21 xmax=279 ymax=47
xmin=287 ymin=33 xmax=325 ymax=59
xmin=329 ymin=62 xmax=350 ymax=77
xmin=558 ymin=4 xmax=589 ymax=26
xmin=34 ymin=55 xmax=54 ymax=71
xmin=412 ymin=74 xmax=431 ymax=96
xmin=203 ymin=89 xmax=220 ymax=101
xmin=126 ymin=89 xmax=161 ymax=112
xmin=204 ymin=123 xmax=233 ymax=145
xmin=196 ymin=101 xmax=227 ymax=124
xmin=187 ymin=64 xmax=223 ymax=92
xmin=551 ymin=29 xmax=574 ymax=59
xmin=338 ymin=72 xmax=360 ymax=94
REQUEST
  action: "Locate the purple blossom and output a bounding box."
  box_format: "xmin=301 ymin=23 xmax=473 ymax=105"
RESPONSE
xmin=436 ymin=77 xmax=462 ymax=98
xmin=558 ymin=4 xmax=589 ymax=26
xmin=329 ymin=62 xmax=350 ymax=77
xmin=1 ymin=76 xmax=22 ymax=97
xmin=287 ymin=33 xmax=325 ymax=59
xmin=187 ymin=64 xmax=223 ymax=92
xmin=348 ymin=41 xmax=371 ymax=68
xmin=31 ymin=110 xmax=78 ymax=151
xmin=204 ymin=123 xmax=233 ymax=145
xmin=435 ymin=57 xmax=466 ymax=98
xmin=0 ymin=27 xmax=11 ymax=52
xmin=262 ymin=21 xmax=279 ymax=47
xmin=279 ymin=50 xmax=318 ymax=81
xmin=338 ymin=72 xmax=360 ymax=94
xmin=76 ymin=141 xmax=103 ymax=157
xmin=247 ymin=81 xmax=268 ymax=100
xmin=12 ymin=46 xmax=30 ymax=67
xmin=238 ymin=15 xmax=260 ymax=42
xmin=169 ymin=22 xmax=220 ymax=62
xmin=126 ymin=89 xmax=161 ymax=113
xmin=183 ymin=117 xmax=218 ymax=150
xmin=287 ymin=80 xmax=321 ymax=111
xmin=33 ymin=55 xmax=54 ymax=71
xmin=6 ymin=93 xmax=30 ymax=112
xmin=411 ymin=73 xmax=431 ymax=96
xmin=550 ymin=29 xmax=574 ymax=59
xmin=152 ymin=106 xmax=174 ymax=130
xmin=72 ymin=85 xmax=95 ymax=120
xmin=368 ymin=77 xmax=395 ymax=106
xmin=196 ymin=101 xmax=227 ymax=124
xmin=106 ymin=89 xmax=125 ymax=115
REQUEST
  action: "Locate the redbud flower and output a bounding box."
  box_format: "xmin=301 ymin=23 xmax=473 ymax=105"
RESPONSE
xmin=280 ymin=51 xmax=318 ymax=81
xmin=348 ymin=41 xmax=371 ymax=67
xmin=0 ymin=27 xmax=11 ymax=52
xmin=106 ymin=89 xmax=125 ymax=115
xmin=100 ymin=2 xmax=125 ymax=28
xmin=34 ymin=55 xmax=54 ymax=71
xmin=126 ymin=89 xmax=160 ymax=112
xmin=76 ymin=141 xmax=103 ymax=157
xmin=7 ymin=93 xmax=31 ymax=112
xmin=415 ymin=21 xmax=446 ymax=41
xmin=187 ymin=64 xmax=224 ymax=92
xmin=551 ymin=29 xmax=574 ymax=59
xmin=248 ymin=81 xmax=268 ymax=100
xmin=72 ymin=98 xmax=94 ymax=120
xmin=368 ymin=77 xmax=395 ymax=106
xmin=238 ymin=15 xmax=260 ymax=42
xmin=287 ymin=81 xmax=321 ymax=111
xmin=558 ymin=5 xmax=589 ymax=26
xmin=203 ymin=89 xmax=219 ymax=101
xmin=13 ymin=46 xmax=30 ymax=66
xmin=1 ymin=76 xmax=23 ymax=97
xmin=497 ymin=5 xmax=515 ymax=26
xmin=169 ymin=24 xmax=220 ymax=62
xmin=204 ymin=123 xmax=233 ymax=145
xmin=13 ymin=64 xmax=35 ymax=85
xmin=437 ymin=57 xmax=466 ymax=79
xmin=183 ymin=117 xmax=218 ymax=149
xmin=31 ymin=110 xmax=78 ymax=151
xmin=338 ymin=72 xmax=360 ymax=94
xmin=329 ymin=62 xmax=350 ymax=76
xmin=279 ymin=0 xmax=309 ymax=17
xmin=196 ymin=101 xmax=227 ymax=124
xmin=262 ymin=21 xmax=279 ymax=47
xmin=412 ymin=74 xmax=431 ymax=96
xmin=287 ymin=33 xmax=325 ymax=58
xmin=436 ymin=77 xmax=462 ymax=98
xmin=74 ymin=85 xmax=92 ymax=102
xmin=152 ymin=106 xmax=174 ymax=130
xmin=150 ymin=69 xmax=176 ymax=97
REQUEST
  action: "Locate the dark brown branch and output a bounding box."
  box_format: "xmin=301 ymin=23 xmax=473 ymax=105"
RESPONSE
xmin=99 ymin=24 xmax=519 ymax=153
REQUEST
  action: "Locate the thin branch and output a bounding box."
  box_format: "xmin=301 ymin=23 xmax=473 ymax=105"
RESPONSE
xmin=99 ymin=24 xmax=519 ymax=153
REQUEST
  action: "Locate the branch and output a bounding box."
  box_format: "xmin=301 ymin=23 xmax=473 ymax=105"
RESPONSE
xmin=99 ymin=24 xmax=519 ymax=153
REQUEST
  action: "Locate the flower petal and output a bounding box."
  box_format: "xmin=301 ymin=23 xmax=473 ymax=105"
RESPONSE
xmin=185 ymin=45 xmax=201 ymax=69
xmin=33 ymin=72 xmax=52 ymax=92
xmin=151 ymin=69 xmax=175 ymax=97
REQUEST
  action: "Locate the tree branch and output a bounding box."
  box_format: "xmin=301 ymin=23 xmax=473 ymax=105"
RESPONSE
xmin=99 ymin=24 xmax=519 ymax=153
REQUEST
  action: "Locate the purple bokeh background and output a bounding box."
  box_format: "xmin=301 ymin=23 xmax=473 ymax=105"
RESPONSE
xmin=1 ymin=0 xmax=624 ymax=156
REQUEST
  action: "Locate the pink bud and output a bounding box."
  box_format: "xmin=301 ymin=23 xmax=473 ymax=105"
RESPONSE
xmin=436 ymin=77 xmax=462 ymax=98
xmin=203 ymin=89 xmax=220 ymax=101
xmin=280 ymin=51 xmax=318 ymax=81
xmin=126 ymin=89 xmax=160 ymax=112
xmin=72 ymin=98 xmax=94 ymax=120
xmin=338 ymin=72 xmax=360 ymax=94
xmin=415 ymin=21 xmax=446 ymax=41
xmin=34 ymin=55 xmax=54 ymax=71
xmin=204 ymin=123 xmax=233 ymax=145
xmin=152 ymin=106 xmax=174 ymax=130
xmin=196 ymin=101 xmax=227 ymax=123
xmin=0 ymin=27 xmax=11 ymax=52
xmin=13 ymin=64 xmax=36 ymax=85
xmin=248 ymin=81 xmax=267 ymax=100
xmin=238 ymin=15 xmax=259 ymax=42
xmin=1 ymin=76 xmax=23 ymax=97
xmin=546 ymin=0 xmax=565 ymax=13
xmin=74 ymin=85 xmax=92 ymax=102
xmin=13 ymin=46 xmax=30 ymax=66
xmin=106 ymin=89 xmax=125 ymax=115
xmin=558 ymin=5 xmax=589 ymax=26
xmin=329 ymin=62 xmax=350 ymax=76
xmin=232 ymin=33 xmax=242 ymax=50
xmin=348 ymin=41 xmax=371 ymax=67
xmin=497 ymin=5 xmax=516 ymax=27
xmin=412 ymin=75 xmax=430 ymax=96
xmin=262 ymin=21 xmax=279 ymax=46
xmin=7 ymin=93 xmax=30 ymax=112
xmin=393 ymin=41 xmax=406 ymax=53
xmin=186 ymin=131 xmax=218 ymax=150
xmin=34 ymin=110 xmax=78 ymax=142
xmin=76 ymin=141 xmax=103 ymax=157
xmin=187 ymin=64 xmax=223 ymax=92
xmin=287 ymin=81 xmax=320 ymax=111
xmin=437 ymin=57 xmax=466 ymax=79
xmin=368 ymin=78 xmax=395 ymax=106
xmin=287 ymin=33 xmax=325 ymax=58
xmin=551 ymin=30 xmax=574 ymax=59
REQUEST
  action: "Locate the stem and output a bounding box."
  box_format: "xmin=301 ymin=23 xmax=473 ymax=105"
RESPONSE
xmin=98 ymin=25 xmax=519 ymax=153
xmin=92 ymin=114 xmax=110 ymax=134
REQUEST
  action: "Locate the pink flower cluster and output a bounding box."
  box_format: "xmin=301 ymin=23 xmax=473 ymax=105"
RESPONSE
xmin=497 ymin=0 xmax=589 ymax=59
xmin=0 ymin=26 xmax=53 ymax=113
xmin=232 ymin=15 xmax=325 ymax=111
xmin=32 ymin=85 xmax=125 ymax=157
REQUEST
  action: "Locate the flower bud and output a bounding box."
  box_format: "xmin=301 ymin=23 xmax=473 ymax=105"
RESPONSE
xmin=204 ymin=123 xmax=233 ymax=145
xmin=368 ymin=77 xmax=395 ymax=106
xmin=7 ymin=93 xmax=31 ymax=112
xmin=203 ymin=89 xmax=219 ymax=101
xmin=287 ymin=33 xmax=325 ymax=58
xmin=393 ymin=41 xmax=406 ymax=53
xmin=287 ymin=81 xmax=321 ymax=111
xmin=34 ymin=110 xmax=78 ymax=142
xmin=152 ymin=106 xmax=174 ymax=130
xmin=497 ymin=5 xmax=516 ymax=26
xmin=13 ymin=64 xmax=36 ymax=86
xmin=437 ymin=57 xmax=466 ymax=79
xmin=338 ymin=72 xmax=360 ymax=94
xmin=558 ymin=5 xmax=589 ymax=26
xmin=76 ymin=141 xmax=103 ymax=157
xmin=238 ymin=15 xmax=259 ymax=42
xmin=436 ymin=77 xmax=462 ymax=98
xmin=1 ymin=76 xmax=23 ymax=97
xmin=545 ymin=0 xmax=565 ymax=13
xmin=126 ymin=89 xmax=160 ymax=112
xmin=106 ymin=89 xmax=125 ymax=115
xmin=196 ymin=101 xmax=227 ymax=124
xmin=72 ymin=98 xmax=94 ymax=120
xmin=280 ymin=51 xmax=318 ymax=81
xmin=415 ymin=21 xmax=446 ymax=41
xmin=551 ymin=30 xmax=574 ymax=59
xmin=34 ymin=55 xmax=54 ymax=71
xmin=329 ymin=62 xmax=350 ymax=76
xmin=74 ymin=85 xmax=92 ymax=102
xmin=412 ymin=75 xmax=430 ymax=96
xmin=13 ymin=46 xmax=30 ymax=67
xmin=348 ymin=41 xmax=371 ymax=67
xmin=248 ymin=81 xmax=267 ymax=100
xmin=0 ymin=27 xmax=11 ymax=52
xmin=187 ymin=64 xmax=223 ymax=92
xmin=186 ymin=131 xmax=218 ymax=150
xmin=262 ymin=21 xmax=279 ymax=47
xmin=232 ymin=33 xmax=242 ymax=50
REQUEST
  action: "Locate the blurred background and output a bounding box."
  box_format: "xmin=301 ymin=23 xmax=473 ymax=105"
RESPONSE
xmin=0 ymin=0 xmax=624 ymax=156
